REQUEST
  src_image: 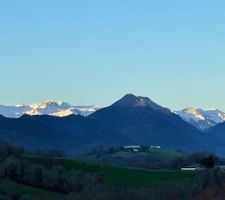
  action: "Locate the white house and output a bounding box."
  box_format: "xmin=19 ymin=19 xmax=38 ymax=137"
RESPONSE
xmin=123 ymin=145 xmax=142 ymax=152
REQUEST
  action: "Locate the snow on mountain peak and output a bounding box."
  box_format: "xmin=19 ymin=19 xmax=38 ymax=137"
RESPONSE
xmin=177 ymin=107 xmax=225 ymax=130
xmin=30 ymin=100 xmax=71 ymax=110
xmin=181 ymin=107 xmax=206 ymax=121
xmin=0 ymin=100 xmax=102 ymax=118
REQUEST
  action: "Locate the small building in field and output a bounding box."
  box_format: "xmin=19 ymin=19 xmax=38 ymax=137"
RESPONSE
xmin=180 ymin=167 xmax=197 ymax=171
xmin=123 ymin=145 xmax=142 ymax=152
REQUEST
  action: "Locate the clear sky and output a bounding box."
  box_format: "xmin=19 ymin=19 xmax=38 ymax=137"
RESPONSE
xmin=0 ymin=0 xmax=225 ymax=110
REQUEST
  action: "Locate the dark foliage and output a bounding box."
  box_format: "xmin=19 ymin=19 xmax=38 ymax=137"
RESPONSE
xmin=1 ymin=142 xmax=225 ymax=200
xmin=200 ymin=156 xmax=215 ymax=168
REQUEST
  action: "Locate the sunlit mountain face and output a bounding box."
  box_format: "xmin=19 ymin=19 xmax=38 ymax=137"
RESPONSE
xmin=176 ymin=108 xmax=225 ymax=130
xmin=0 ymin=100 xmax=103 ymax=118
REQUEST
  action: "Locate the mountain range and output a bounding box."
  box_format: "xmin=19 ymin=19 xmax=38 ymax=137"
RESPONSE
xmin=0 ymin=100 xmax=102 ymax=118
xmin=1 ymin=100 xmax=224 ymax=131
xmin=0 ymin=94 xmax=225 ymax=156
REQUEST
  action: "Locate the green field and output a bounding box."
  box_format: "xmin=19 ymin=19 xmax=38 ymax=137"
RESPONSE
xmin=111 ymin=149 xmax=185 ymax=160
xmin=27 ymin=156 xmax=193 ymax=188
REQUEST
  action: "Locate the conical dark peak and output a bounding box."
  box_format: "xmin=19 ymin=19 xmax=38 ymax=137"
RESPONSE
xmin=113 ymin=94 xmax=153 ymax=107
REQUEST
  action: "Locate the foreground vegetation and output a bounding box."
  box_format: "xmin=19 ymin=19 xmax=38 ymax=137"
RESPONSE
xmin=0 ymin=179 xmax=62 ymax=200
xmin=1 ymin=142 xmax=225 ymax=200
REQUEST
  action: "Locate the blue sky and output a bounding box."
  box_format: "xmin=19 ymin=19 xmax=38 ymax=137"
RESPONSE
xmin=0 ymin=0 xmax=225 ymax=110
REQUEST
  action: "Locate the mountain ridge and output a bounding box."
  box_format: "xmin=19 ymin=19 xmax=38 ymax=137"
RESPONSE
xmin=0 ymin=94 xmax=225 ymax=155
xmin=0 ymin=96 xmax=225 ymax=130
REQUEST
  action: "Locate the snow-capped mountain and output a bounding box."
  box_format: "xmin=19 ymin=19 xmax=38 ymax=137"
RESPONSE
xmin=0 ymin=100 xmax=102 ymax=118
xmin=1 ymin=100 xmax=224 ymax=131
xmin=176 ymin=108 xmax=225 ymax=130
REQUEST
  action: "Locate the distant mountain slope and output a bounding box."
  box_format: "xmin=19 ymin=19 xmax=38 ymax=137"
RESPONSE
xmin=0 ymin=114 xmax=131 ymax=155
xmin=0 ymin=100 xmax=102 ymax=118
xmin=207 ymin=121 xmax=225 ymax=140
xmin=0 ymin=114 xmax=64 ymax=150
xmin=176 ymin=108 xmax=225 ymax=130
